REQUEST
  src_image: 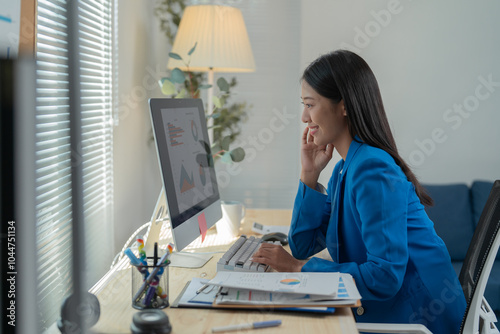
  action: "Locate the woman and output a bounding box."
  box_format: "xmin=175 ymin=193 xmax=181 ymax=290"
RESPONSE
xmin=252 ymin=50 xmax=466 ymax=333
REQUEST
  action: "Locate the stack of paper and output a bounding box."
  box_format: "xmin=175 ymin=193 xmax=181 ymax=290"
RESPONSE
xmin=207 ymin=271 xmax=361 ymax=308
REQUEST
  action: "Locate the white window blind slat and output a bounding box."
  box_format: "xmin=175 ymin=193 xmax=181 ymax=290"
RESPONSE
xmin=36 ymin=36 xmax=67 ymax=50
xmin=36 ymin=160 xmax=70 ymax=176
xmin=38 ymin=0 xmax=66 ymax=11
xmin=80 ymin=67 xmax=111 ymax=78
xmin=36 ymin=100 xmax=70 ymax=108
xmin=37 ymin=15 xmax=66 ymax=31
xmin=80 ymin=60 xmax=111 ymax=72
xmin=81 ymin=0 xmax=109 ymax=15
xmin=36 ymin=158 xmax=70 ymax=173
xmin=36 ymin=196 xmax=72 ymax=222
xmin=38 ymin=267 xmax=72 ymax=297
xmin=36 ymin=26 xmax=67 ymax=41
xmin=37 ymin=90 xmax=69 ymax=98
xmin=36 ymin=81 xmax=69 ymax=90
xmin=80 ymin=33 xmax=112 ymax=50
xmin=37 ymin=225 xmax=72 ymax=256
xmin=35 ymin=0 xmax=115 ymax=330
xmin=36 ymin=180 xmax=72 ymax=203
xmin=80 ymin=15 xmax=112 ymax=34
xmin=36 ymin=54 xmax=69 ymax=66
xmin=37 ymin=171 xmax=72 ymax=191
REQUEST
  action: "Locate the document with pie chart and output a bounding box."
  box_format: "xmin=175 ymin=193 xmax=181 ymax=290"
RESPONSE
xmin=208 ymin=272 xmax=340 ymax=296
xmin=209 ymin=272 xmax=362 ymax=308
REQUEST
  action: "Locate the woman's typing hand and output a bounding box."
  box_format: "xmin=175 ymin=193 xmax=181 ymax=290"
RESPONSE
xmin=251 ymin=243 xmax=306 ymax=272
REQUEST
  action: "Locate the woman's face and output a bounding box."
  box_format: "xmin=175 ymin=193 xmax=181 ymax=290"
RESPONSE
xmin=301 ymin=80 xmax=349 ymax=146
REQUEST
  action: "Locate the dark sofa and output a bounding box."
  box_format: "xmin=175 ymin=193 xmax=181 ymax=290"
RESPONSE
xmin=424 ymin=180 xmax=500 ymax=316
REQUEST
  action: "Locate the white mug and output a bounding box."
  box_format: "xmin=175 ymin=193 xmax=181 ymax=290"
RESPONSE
xmin=217 ymin=200 xmax=246 ymax=238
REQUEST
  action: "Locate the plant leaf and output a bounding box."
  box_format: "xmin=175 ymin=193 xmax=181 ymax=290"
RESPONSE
xmin=171 ymin=68 xmax=185 ymax=84
xmin=172 ymin=14 xmax=181 ymax=27
xmin=221 ymin=151 xmax=233 ymax=164
xmin=169 ymin=52 xmax=182 ymax=60
xmin=198 ymin=139 xmax=211 ymax=154
xmin=207 ymin=154 xmax=215 ymax=167
xmin=206 ymin=112 xmax=220 ymax=119
xmin=217 ymin=77 xmax=230 ymax=92
xmin=159 ymin=77 xmax=169 ymax=86
xmin=161 ymin=80 xmax=177 ymax=96
xmin=188 ymin=42 xmax=197 ymax=56
xmin=230 ymin=147 xmax=245 ymax=162
xmin=219 ymin=96 xmax=226 ymax=107
xmin=213 ymin=96 xmax=222 ymax=109
xmin=175 ymin=88 xmax=187 ymax=98
xmin=221 ymin=136 xmax=231 ymax=151
xmin=211 ymin=143 xmax=222 ymax=153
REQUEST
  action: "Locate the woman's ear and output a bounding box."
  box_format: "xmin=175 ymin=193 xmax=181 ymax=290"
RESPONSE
xmin=340 ymin=100 xmax=347 ymax=116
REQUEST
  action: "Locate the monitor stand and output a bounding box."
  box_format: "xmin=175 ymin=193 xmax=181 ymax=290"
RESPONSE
xmin=144 ymin=188 xmax=213 ymax=268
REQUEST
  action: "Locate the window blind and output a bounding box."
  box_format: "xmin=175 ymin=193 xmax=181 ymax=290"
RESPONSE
xmin=35 ymin=0 xmax=115 ymax=330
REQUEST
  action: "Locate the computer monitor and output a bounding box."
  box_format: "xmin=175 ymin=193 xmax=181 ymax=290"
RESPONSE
xmin=146 ymin=98 xmax=222 ymax=266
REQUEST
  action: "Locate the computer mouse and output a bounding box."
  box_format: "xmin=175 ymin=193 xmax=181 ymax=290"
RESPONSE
xmin=261 ymin=232 xmax=288 ymax=246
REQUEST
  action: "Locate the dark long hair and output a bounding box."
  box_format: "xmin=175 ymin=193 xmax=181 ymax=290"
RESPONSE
xmin=302 ymin=50 xmax=433 ymax=206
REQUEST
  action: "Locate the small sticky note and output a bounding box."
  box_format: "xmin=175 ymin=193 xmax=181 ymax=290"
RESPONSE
xmin=198 ymin=212 xmax=208 ymax=243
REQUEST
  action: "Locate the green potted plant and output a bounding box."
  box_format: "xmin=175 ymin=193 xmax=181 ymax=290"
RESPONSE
xmin=155 ymin=1 xmax=250 ymax=164
xmin=159 ymin=44 xmax=246 ymax=163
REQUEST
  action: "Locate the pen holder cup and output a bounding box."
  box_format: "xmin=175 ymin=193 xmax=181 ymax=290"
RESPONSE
xmin=131 ymin=257 xmax=170 ymax=310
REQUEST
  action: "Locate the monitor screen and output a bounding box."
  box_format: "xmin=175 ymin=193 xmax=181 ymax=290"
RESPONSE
xmin=149 ymin=98 xmax=222 ymax=252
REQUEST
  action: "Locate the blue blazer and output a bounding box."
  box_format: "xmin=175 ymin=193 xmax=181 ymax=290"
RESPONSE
xmin=289 ymin=139 xmax=466 ymax=333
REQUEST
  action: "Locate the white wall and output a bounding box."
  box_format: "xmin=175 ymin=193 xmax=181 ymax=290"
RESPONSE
xmin=300 ymin=0 xmax=500 ymax=187
xmin=113 ymin=0 xmax=500 ymax=253
xmin=114 ymin=0 xmax=166 ymax=253
xmin=213 ymin=0 xmax=302 ymax=209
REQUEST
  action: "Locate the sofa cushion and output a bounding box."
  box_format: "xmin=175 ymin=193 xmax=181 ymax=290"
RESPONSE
xmin=471 ymin=180 xmax=494 ymax=226
xmin=452 ymin=261 xmax=462 ymax=276
xmin=424 ymin=184 xmax=475 ymax=261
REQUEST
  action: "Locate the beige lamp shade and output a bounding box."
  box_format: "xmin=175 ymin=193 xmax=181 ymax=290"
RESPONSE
xmin=167 ymin=5 xmax=255 ymax=73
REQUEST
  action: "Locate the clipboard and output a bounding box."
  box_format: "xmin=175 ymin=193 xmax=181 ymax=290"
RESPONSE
xmin=211 ymin=292 xmax=361 ymax=309
xmin=212 ymin=301 xmax=360 ymax=309
xmin=171 ymin=278 xmax=341 ymax=313
xmin=171 ymin=278 xmax=216 ymax=308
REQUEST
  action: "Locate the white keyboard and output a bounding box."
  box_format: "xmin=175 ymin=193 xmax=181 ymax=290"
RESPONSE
xmin=216 ymin=235 xmax=280 ymax=272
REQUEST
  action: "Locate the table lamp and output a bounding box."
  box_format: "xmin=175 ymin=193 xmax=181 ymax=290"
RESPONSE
xmin=166 ymin=4 xmax=255 ymax=115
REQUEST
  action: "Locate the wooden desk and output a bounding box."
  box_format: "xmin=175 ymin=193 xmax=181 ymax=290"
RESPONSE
xmin=88 ymin=209 xmax=359 ymax=333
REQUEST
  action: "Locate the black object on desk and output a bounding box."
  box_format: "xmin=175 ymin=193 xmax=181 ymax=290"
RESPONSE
xmin=131 ymin=309 xmax=172 ymax=334
xmin=57 ymin=292 xmax=100 ymax=333
xmin=261 ymin=232 xmax=288 ymax=246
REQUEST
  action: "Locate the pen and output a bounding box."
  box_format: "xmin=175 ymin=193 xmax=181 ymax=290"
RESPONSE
xmin=124 ymin=248 xmax=150 ymax=278
xmin=133 ymin=244 xmax=174 ymax=302
xmin=154 ymin=242 xmax=158 ymax=265
xmin=143 ymin=277 xmax=160 ymax=306
xmin=157 ymin=243 xmax=174 ymax=276
xmin=211 ymin=320 xmax=281 ymax=333
xmin=137 ymin=235 xmax=147 ymax=264
xmin=124 ymin=248 xmax=143 ymax=267
xmin=196 ymin=283 xmax=210 ymax=294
